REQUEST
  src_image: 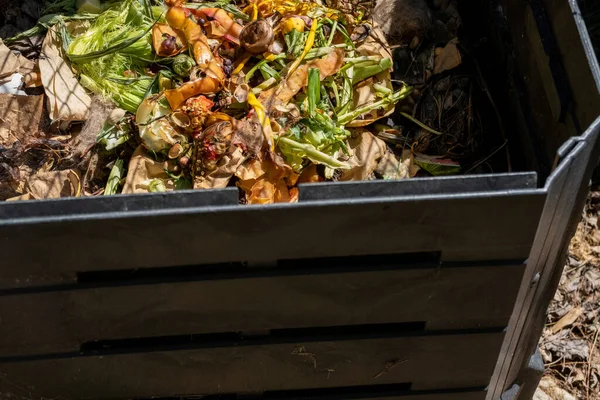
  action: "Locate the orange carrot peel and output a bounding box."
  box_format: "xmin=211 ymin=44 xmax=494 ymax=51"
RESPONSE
xmin=164 ymin=6 xmax=225 ymax=110
xmin=197 ymin=8 xmax=243 ymax=45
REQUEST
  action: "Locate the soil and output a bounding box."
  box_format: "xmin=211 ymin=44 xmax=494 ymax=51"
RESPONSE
xmin=0 ymin=0 xmax=41 ymax=40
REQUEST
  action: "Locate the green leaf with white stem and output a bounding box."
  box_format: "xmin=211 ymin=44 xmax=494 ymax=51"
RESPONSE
xmin=4 ymin=13 xmax=95 ymax=44
xmin=252 ymin=77 xmax=277 ymax=94
xmin=414 ymin=154 xmax=461 ymax=176
xmin=278 ymin=137 xmax=350 ymax=170
xmin=304 ymin=46 xmax=335 ymax=60
xmin=337 ymin=85 xmax=413 ymax=125
xmin=337 ymin=48 xmax=355 ymax=114
xmin=344 ymin=56 xmax=383 ymax=63
xmin=245 ymin=55 xmax=286 ymax=82
xmin=259 ymin=63 xmax=280 ymax=80
xmin=352 ymin=58 xmax=392 ymax=84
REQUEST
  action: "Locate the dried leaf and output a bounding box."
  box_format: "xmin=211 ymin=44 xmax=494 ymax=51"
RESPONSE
xmin=375 ymin=150 xmax=410 ymax=180
xmin=433 ymin=38 xmax=462 ymax=75
xmin=340 ymin=129 xmax=387 ymax=181
xmin=0 ymin=94 xmax=44 ymax=147
xmin=536 ymin=377 xmax=577 ymax=400
xmin=403 ymin=149 xmax=420 ymax=177
xmin=236 ymin=158 xmax=293 ymax=204
xmin=358 ymin=25 xmax=393 ymax=60
xmin=542 ymin=332 xmax=589 ymax=361
xmin=17 ymin=55 xmax=42 ymax=88
xmin=298 ymin=164 xmax=321 ymax=183
xmin=232 ymin=118 xmax=264 ymax=156
xmin=0 ymin=39 xmax=20 ymax=80
xmin=25 ymin=169 xmax=81 ymax=199
xmin=39 ymin=26 xmax=92 ymax=121
xmin=235 ymin=158 xmax=269 ymax=182
xmin=122 ymin=146 xmax=176 ymax=194
xmin=6 ymin=193 xmax=33 ymax=201
xmin=259 ymin=49 xmax=345 ymax=105
xmin=550 ymin=307 xmax=584 ymax=334
xmin=194 ymin=146 xmax=246 ymax=189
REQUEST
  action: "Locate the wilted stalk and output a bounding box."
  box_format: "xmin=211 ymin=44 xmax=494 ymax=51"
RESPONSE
xmin=338 ymin=85 xmax=413 ymax=125
xmin=278 ymin=137 xmax=349 ymax=169
xmin=327 ymin=20 xmax=338 ymax=46
xmin=104 ymin=159 xmax=124 ymax=196
xmin=245 ymin=54 xmax=285 ymax=82
xmin=252 ymin=77 xmax=277 ymax=94
xmin=400 ymin=112 xmax=442 ymax=135
xmin=352 ymin=58 xmax=392 ymax=84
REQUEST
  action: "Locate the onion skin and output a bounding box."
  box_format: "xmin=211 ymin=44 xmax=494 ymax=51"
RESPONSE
xmin=240 ymin=19 xmax=274 ymax=53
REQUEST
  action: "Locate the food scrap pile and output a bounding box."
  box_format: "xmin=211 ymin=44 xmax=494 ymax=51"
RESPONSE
xmin=0 ymin=0 xmax=493 ymax=203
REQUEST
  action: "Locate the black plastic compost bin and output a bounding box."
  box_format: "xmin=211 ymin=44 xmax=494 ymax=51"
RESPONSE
xmin=0 ymin=1 xmax=599 ymax=400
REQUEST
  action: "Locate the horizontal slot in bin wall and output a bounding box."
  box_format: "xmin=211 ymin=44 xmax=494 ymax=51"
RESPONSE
xmin=0 ymin=328 xmax=503 ymax=399
xmin=0 ymin=190 xmax=545 ymax=289
xmin=0 ymin=259 xmax=524 ymax=357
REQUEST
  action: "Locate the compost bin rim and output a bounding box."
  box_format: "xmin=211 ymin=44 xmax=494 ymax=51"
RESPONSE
xmin=0 ymin=186 xmax=545 ymax=226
